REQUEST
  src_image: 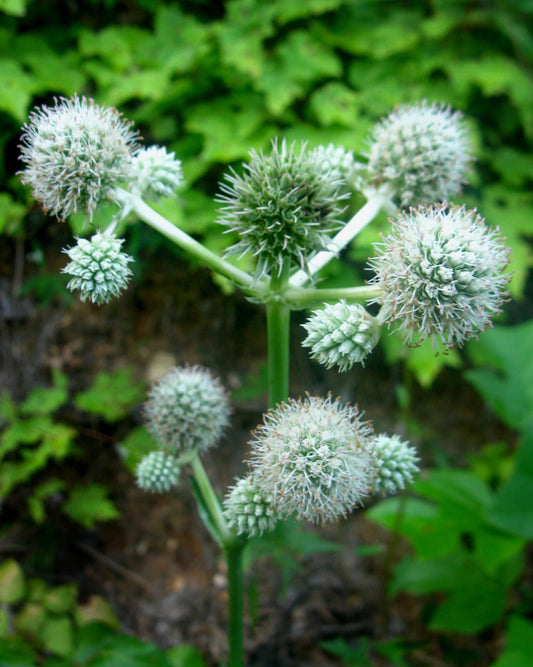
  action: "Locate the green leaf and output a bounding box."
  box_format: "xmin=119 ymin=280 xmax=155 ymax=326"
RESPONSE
xmin=487 ymin=431 xmax=533 ymax=539
xmin=74 ymin=368 xmax=145 ymax=422
xmin=188 ymin=475 xmax=223 ymax=547
xmin=28 ymin=478 xmax=66 ymax=524
xmin=465 ymin=321 xmax=533 ymax=432
xmin=41 ymin=616 xmax=74 ymax=657
xmin=63 ymin=484 xmax=120 ymax=528
xmin=166 ymin=644 xmax=207 ymax=667
xmin=0 ymin=638 xmax=36 ymax=665
xmin=0 ymin=559 xmax=25 ymax=604
xmin=43 ymin=583 xmax=78 ymax=615
xmin=118 ymin=426 xmax=157 ymax=474
xmin=0 ymin=192 xmax=26 ymax=236
xmin=20 ymin=370 xmax=69 ymax=416
xmin=0 ymin=58 xmax=35 ymax=121
xmin=309 ymin=82 xmax=361 ymax=127
xmin=492 ymin=615 xmax=533 ymax=667
xmin=0 ymin=0 xmax=28 ymax=16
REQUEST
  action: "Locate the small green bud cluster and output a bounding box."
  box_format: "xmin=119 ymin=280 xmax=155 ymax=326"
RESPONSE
xmin=136 ymin=451 xmax=181 ymax=493
xmin=130 ymin=146 xmax=183 ymax=201
xmin=62 ymin=231 xmax=134 ymax=305
xmin=223 ymin=475 xmax=279 ymax=538
xmin=217 ymin=139 xmax=347 ymax=279
xmin=365 ymin=101 xmax=471 ymax=208
xmin=369 ymin=204 xmax=511 ymax=348
xmin=144 ymin=365 xmax=230 ymax=455
xmin=248 ymin=396 xmax=377 ymax=524
xmin=302 ymin=301 xmax=380 ymax=371
xmin=368 ymin=434 xmax=419 ymax=495
xmin=19 ymin=95 xmax=138 ymax=220
xmin=311 ymin=143 xmax=357 ymax=184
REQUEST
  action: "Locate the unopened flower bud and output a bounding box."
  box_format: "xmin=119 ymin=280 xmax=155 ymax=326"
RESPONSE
xmin=62 ymin=231 xmax=133 ymax=304
xmin=311 ymin=144 xmax=357 ymax=184
xmin=302 ymin=301 xmax=380 ymax=371
xmin=129 ymin=146 xmax=184 ymax=200
xmin=136 ymin=451 xmax=181 ymax=493
xmin=144 ymin=365 xmax=230 ymax=455
xmin=223 ymin=474 xmax=279 ymax=537
xmin=368 ymin=434 xmax=419 ymax=495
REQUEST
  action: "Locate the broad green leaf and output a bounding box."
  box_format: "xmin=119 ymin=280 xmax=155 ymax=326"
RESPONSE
xmin=74 ymin=368 xmax=145 ymax=422
xmin=465 ymin=321 xmax=533 ymax=432
xmin=0 ymin=192 xmax=26 ymax=236
xmin=166 ymin=644 xmax=207 ymax=667
xmin=40 ymin=616 xmax=74 ymax=657
xmin=0 ymin=0 xmax=27 ymax=16
xmin=63 ymin=484 xmax=120 ymax=528
xmin=20 ymin=370 xmax=69 ymax=416
xmin=79 ymin=27 xmax=133 ymax=71
xmin=309 ymin=82 xmax=361 ymax=127
xmin=0 ymin=559 xmax=25 ymax=604
xmin=118 ymin=426 xmax=157 ymax=474
xmin=487 ymin=431 xmax=533 ymax=539
xmin=275 ymin=0 xmax=343 ymax=24
xmin=0 ymin=58 xmax=35 ymax=121
xmin=43 ymin=583 xmax=78 ymax=614
xmin=0 ymin=638 xmax=36 ymax=665
xmin=492 ymin=615 xmax=533 ymax=667
xmin=28 ymin=478 xmax=66 ymax=524
xmin=75 ymin=596 xmax=120 ymax=629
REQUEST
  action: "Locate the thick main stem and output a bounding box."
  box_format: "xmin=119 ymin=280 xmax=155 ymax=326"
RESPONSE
xmin=266 ymin=269 xmax=291 ymax=408
xmin=225 ymin=540 xmax=245 ymax=667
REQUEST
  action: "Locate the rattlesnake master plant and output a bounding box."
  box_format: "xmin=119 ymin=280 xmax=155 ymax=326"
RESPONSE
xmin=369 ymin=204 xmax=512 ymax=348
xmin=136 ymin=451 xmax=181 ymax=493
xmin=217 ymin=139 xmax=347 ymax=280
xmin=223 ymin=475 xmax=279 ymax=538
xmin=19 ymin=95 xmax=138 ymax=220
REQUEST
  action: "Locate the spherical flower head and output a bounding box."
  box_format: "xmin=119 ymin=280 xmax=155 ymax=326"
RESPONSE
xmin=368 ymin=434 xmax=419 ymax=495
xmin=19 ymin=95 xmax=138 ymax=220
xmin=217 ymin=139 xmax=347 ymax=280
xmin=311 ymin=143 xmax=357 ymax=185
xmin=136 ymin=450 xmax=181 ymax=493
xmin=249 ymin=396 xmax=376 ymax=524
xmin=302 ymin=301 xmax=380 ymax=372
xmin=144 ymin=365 xmax=230 ymax=455
xmin=62 ymin=231 xmax=134 ymax=305
xmin=369 ymin=205 xmax=511 ymax=348
xmin=223 ymin=474 xmax=279 ymax=538
xmin=364 ymin=101 xmax=471 ymax=209
xmin=129 ymin=146 xmax=184 ymax=201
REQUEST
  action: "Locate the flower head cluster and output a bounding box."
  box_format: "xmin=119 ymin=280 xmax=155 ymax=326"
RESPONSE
xmin=369 ymin=205 xmax=511 ymax=348
xmin=368 ymin=434 xmax=419 ymax=495
xmin=62 ymin=231 xmax=134 ymax=305
xmin=144 ymin=365 xmax=230 ymax=455
xmin=136 ymin=451 xmax=181 ymax=493
xmin=364 ymin=101 xmax=471 ymax=209
xmin=129 ymin=146 xmax=184 ymax=201
xmin=311 ymin=143 xmax=357 ymax=185
xmin=19 ymin=95 xmax=138 ymax=220
xmin=249 ymin=396 xmax=376 ymax=523
xmin=302 ymin=301 xmax=380 ymax=371
xmin=217 ymin=139 xmax=347 ymax=279
xmin=223 ymin=474 xmax=279 ymax=537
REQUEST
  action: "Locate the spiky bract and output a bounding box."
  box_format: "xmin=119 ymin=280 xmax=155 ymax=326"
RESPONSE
xmin=369 ymin=205 xmax=511 ymax=348
xmin=144 ymin=366 xmax=230 ymax=455
xmin=302 ymin=301 xmax=380 ymax=371
xmin=249 ymin=396 xmax=376 ymax=524
xmin=217 ymin=139 xmax=347 ymax=279
xmin=136 ymin=451 xmax=181 ymax=493
xmin=368 ymin=434 xmax=419 ymax=495
xmin=223 ymin=475 xmax=279 ymax=537
xmin=20 ymin=95 xmax=138 ymax=220
xmin=62 ymin=232 xmax=133 ymax=304
xmin=365 ymin=101 xmax=471 ymax=208
xmin=130 ymin=146 xmax=183 ymax=200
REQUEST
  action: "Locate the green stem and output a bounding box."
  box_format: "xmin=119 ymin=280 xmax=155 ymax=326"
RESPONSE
xmin=225 ymin=540 xmax=245 ymax=667
xmin=112 ymin=188 xmax=266 ymax=298
xmin=266 ymin=269 xmax=291 ymax=408
xmin=189 ymin=451 xmax=232 ymax=543
xmin=284 ymin=284 xmax=381 ymax=309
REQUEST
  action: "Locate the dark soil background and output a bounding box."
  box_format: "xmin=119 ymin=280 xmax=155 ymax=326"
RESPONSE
xmin=0 ymin=219 xmax=523 ymax=667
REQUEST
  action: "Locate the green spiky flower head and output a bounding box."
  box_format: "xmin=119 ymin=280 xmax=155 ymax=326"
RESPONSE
xmin=368 ymin=434 xmax=419 ymax=495
xmin=369 ymin=204 xmax=511 ymax=348
xmin=130 ymin=146 xmax=184 ymax=201
xmin=223 ymin=474 xmax=279 ymax=538
xmin=144 ymin=365 xmax=230 ymax=455
xmin=136 ymin=451 xmax=181 ymax=493
xmin=302 ymin=301 xmax=380 ymax=371
xmin=62 ymin=231 xmax=134 ymax=305
xmin=249 ymin=396 xmax=376 ymax=524
xmin=364 ymin=101 xmax=471 ymax=209
xmin=217 ymin=139 xmax=347 ymax=279
xmin=20 ymin=95 xmax=138 ymax=220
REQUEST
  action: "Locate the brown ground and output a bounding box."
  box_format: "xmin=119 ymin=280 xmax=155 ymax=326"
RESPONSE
xmin=0 ymin=221 xmax=520 ymax=666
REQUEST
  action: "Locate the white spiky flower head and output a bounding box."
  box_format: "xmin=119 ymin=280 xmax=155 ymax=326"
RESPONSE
xmin=364 ymin=101 xmax=471 ymax=209
xmin=136 ymin=450 xmax=181 ymax=493
xmin=368 ymin=434 xmax=419 ymax=495
xmin=302 ymin=301 xmax=380 ymax=371
xmin=129 ymin=146 xmax=184 ymax=201
xmin=217 ymin=139 xmax=347 ymax=280
xmin=62 ymin=231 xmax=134 ymax=304
xmin=223 ymin=474 xmax=279 ymax=538
xmin=369 ymin=204 xmax=511 ymax=348
xmin=311 ymin=144 xmax=357 ymax=184
xmin=19 ymin=95 xmax=138 ymax=220
xmin=144 ymin=365 xmax=230 ymax=455
xmin=249 ymin=396 xmax=377 ymax=524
